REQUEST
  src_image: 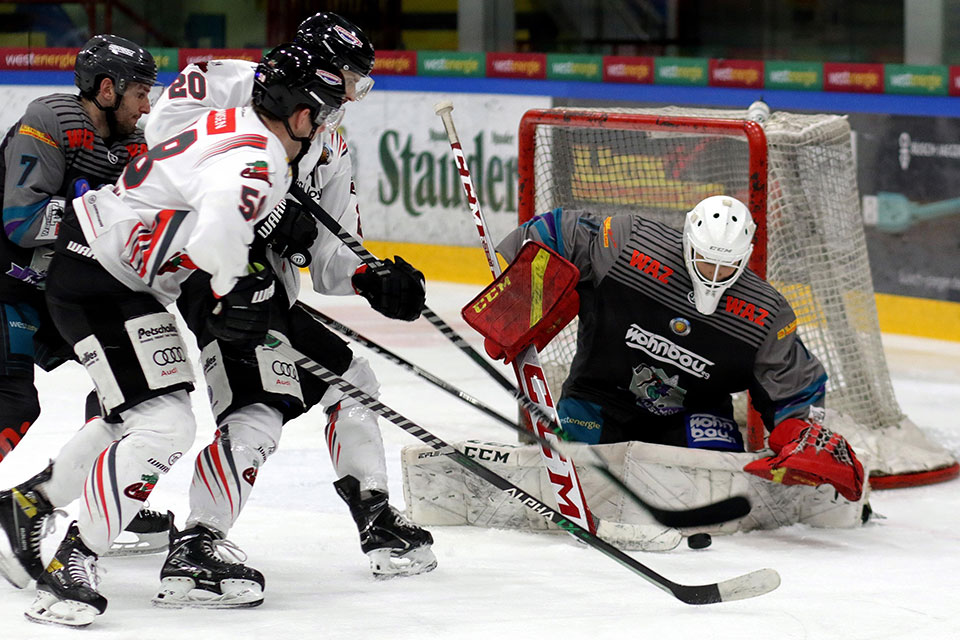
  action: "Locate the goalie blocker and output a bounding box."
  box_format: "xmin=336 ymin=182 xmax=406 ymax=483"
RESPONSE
xmin=462 ymin=241 xmax=579 ymax=365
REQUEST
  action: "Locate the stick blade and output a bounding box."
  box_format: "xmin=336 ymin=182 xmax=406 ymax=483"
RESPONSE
xmin=646 ymin=495 xmax=751 ymax=528
xmin=673 ymin=568 xmax=781 ymax=605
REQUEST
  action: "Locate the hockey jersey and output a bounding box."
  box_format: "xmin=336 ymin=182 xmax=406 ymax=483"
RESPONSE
xmin=144 ymin=59 xmax=362 ymax=305
xmin=0 ymin=94 xmax=147 ymax=305
xmin=74 ymin=106 xmax=291 ymax=306
xmin=497 ymin=209 xmax=827 ymax=436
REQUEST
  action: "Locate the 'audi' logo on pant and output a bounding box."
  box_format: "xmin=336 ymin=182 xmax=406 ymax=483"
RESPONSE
xmin=153 ymin=347 xmax=186 ymax=365
xmin=272 ymin=361 xmax=299 ymax=380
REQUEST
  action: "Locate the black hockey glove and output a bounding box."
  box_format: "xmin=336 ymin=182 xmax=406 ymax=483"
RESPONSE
xmin=207 ymin=264 xmax=277 ymax=346
xmin=351 ymin=256 xmax=426 ymax=322
xmin=253 ymin=199 xmax=318 ymax=267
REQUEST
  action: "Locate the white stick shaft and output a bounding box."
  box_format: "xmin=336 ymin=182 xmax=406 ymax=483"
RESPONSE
xmin=435 ymin=104 xmax=502 ymax=278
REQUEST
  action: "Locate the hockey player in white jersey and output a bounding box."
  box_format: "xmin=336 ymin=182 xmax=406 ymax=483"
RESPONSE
xmin=145 ymin=12 xmax=436 ymax=592
xmin=18 ymin=44 xmax=345 ymax=628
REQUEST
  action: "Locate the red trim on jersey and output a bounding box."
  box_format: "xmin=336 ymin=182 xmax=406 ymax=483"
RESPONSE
xmin=126 ymin=210 xmax=178 ymax=279
xmin=195 ymin=134 xmax=268 ymax=166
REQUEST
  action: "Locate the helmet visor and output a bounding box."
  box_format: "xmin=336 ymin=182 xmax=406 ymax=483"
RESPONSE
xmin=314 ymin=103 xmax=345 ymax=130
xmin=343 ymin=69 xmax=374 ymax=101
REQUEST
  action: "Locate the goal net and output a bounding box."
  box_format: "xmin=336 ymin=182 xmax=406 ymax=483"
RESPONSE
xmin=518 ymin=106 xmax=958 ymax=488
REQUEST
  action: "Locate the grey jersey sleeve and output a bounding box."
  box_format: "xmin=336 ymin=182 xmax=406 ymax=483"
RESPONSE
xmin=495 ymin=208 xmax=631 ymax=283
xmin=2 ymin=100 xmax=66 ymax=247
xmin=751 ymin=304 xmax=828 ymax=429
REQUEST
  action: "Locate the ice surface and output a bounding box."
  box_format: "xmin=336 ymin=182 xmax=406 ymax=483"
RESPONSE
xmin=1 ymin=279 xmax=957 ymax=639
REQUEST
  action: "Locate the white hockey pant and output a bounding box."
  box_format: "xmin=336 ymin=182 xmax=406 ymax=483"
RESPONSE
xmin=320 ymin=356 xmax=388 ymax=493
xmin=78 ymin=391 xmax=196 ymax=554
xmin=187 ymin=403 xmax=283 ymax=534
xmin=41 ymin=416 xmax=124 ymax=507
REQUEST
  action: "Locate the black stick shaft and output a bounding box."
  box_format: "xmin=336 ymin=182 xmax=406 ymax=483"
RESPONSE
xmin=267 ymin=332 xmax=779 ymax=605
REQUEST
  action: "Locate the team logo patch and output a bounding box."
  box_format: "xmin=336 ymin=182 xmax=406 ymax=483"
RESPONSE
xmin=334 ymin=24 xmax=363 ymax=47
xmin=123 ymin=473 xmax=159 ymax=501
xmin=241 ymin=160 xmax=272 ymax=185
xmin=316 ymin=68 xmax=343 ymax=85
xmin=242 ymin=467 xmax=258 ymax=485
xmin=669 ymin=317 xmax=691 ymax=336
xmin=684 ymin=414 xmax=744 ymax=451
xmin=629 ymin=365 xmax=687 ymax=415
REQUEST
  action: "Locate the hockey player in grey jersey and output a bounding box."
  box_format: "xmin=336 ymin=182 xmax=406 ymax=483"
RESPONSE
xmin=0 ymin=34 xmax=152 ymax=462
xmin=145 ymin=12 xmax=435 ymax=591
xmin=495 ymin=195 xmax=864 ymax=503
xmin=0 ymin=34 xmax=176 ymax=592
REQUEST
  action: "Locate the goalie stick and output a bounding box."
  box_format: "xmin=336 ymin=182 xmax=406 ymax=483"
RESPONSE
xmin=296 ymin=300 xmax=750 ymax=528
xmin=434 ymin=101 xmax=601 ymax=533
xmin=265 ymin=332 xmax=781 ymax=604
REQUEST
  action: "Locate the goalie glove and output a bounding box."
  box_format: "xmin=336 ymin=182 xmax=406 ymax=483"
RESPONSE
xmin=351 ymin=256 xmax=426 ymax=321
xmin=253 ymin=199 xmax=318 ymax=267
xmin=462 ymin=241 xmax=580 ymax=365
xmin=207 ymin=263 xmax=277 ymax=346
xmin=743 ymin=418 xmax=865 ymax=502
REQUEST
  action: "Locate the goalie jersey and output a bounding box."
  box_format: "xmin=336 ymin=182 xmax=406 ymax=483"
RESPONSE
xmin=144 ymin=59 xmax=362 ymax=304
xmin=496 ymin=209 xmax=827 ymax=448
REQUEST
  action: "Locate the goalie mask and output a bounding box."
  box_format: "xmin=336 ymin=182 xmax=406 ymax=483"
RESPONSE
xmin=682 ymin=195 xmax=756 ymax=315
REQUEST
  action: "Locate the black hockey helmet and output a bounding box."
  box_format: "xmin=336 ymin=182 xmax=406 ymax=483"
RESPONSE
xmin=252 ymin=43 xmax=346 ymax=132
xmin=75 ymin=34 xmax=157 ymax=100
xmin=295 ymin=12 xmax=375 ymax=100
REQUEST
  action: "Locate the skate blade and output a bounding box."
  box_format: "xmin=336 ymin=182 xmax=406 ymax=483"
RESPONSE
xmin=368 ymin=546 xmax=438 ymax=579
xmin=106 ymin=530 xmax=169 ymax=557
xmin=152 ymin=576 xmax=264 ymax=609
xmin=24 ymin=590 xmax=99 ymax=628
xmin=0 ymin=531 xmax=33 ymax=589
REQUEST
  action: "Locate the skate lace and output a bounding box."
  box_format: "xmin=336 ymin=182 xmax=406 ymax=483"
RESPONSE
xmin=68 ymin=548 xmax=103 ymax=590
xmin=202 ymin=537 xmax=248 ymax=565
xmin=29 ymin=508 xmax=67 ymax=554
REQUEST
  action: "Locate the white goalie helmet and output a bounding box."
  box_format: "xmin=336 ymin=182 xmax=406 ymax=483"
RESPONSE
xmin=682 ymin=195 xmax=756 ymax=315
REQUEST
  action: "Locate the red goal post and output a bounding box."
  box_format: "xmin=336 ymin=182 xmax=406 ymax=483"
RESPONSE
xmin=516 ymin=106 xmax=959 ymax=488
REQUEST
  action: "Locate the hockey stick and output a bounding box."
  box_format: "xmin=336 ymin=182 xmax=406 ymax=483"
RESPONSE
xmin=266 ymin=332 xmax=780 ymax=604
xmin=434 ymin=102 xmax=599 ymax=533
xmin=296 ymin=300 xmax=749 ymax=528
xmin=287 ymin=183 xmax=524 ymax=398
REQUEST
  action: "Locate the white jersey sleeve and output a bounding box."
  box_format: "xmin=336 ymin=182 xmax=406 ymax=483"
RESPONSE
xmin=77 ymin=107 xmax=291 ymax=305
xmin=305 ymin=131 xmax=363 ymax=296
xmin=144 ymin=60 xmax=256 ymax=146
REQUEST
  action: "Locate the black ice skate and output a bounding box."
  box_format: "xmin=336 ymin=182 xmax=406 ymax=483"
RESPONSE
xmin=0 ymin=462 xmax=55 ymax=588
xmin=335 ymin=475 xmax=437 ymax=579
xmin=25 ymin=521 xmax=106 ymax=628
xmin=107 ymin=507 xmax=173 ymax=556
xmin=152 ymin=523 xmax=264 ymax=609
